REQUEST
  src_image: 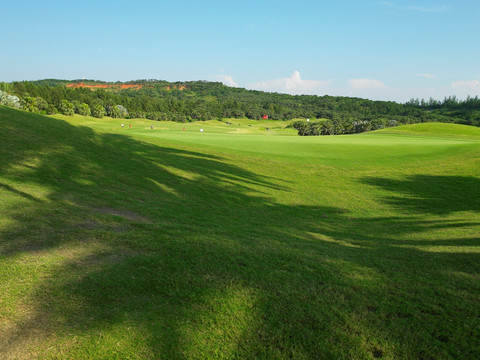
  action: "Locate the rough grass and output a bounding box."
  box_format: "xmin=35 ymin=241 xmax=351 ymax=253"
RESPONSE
xmin=1 ymin=107 xmax=479 ymax=359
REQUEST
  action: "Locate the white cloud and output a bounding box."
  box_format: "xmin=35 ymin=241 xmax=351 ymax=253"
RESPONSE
xmin=248 ymin=71 xmax=332 ymax=95
xmin=451 ymin=80 xmax=480 ymax=91
xmin=347 ymin=78 xmax=386 ymax=90
xmin=241 ymin=73 xmax=479 ymax=103
xmin=416 ymin=73 xmax=437 ymax=79
xmin=378 ymin=2 xmax=449 ymax=13
xmin=345 ymin=78 xmax=404 ymax=101
xmin=450 ymin=80 xmax=480 ymax=97
xmin=216 ymin=74 xmax=238 ymax=87
xmin=346 ymin=79 xmax=480 ymax=102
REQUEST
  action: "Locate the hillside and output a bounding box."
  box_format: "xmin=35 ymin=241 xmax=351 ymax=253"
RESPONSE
xmin=375 ymin=122 xmax=480 ymax=139
xmin=1 ymin=106 xmax=479 ymax=359
xmin=2 ymin=79 xmax=479 ymax=132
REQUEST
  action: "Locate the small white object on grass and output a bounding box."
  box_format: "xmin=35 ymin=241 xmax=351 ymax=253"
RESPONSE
xmin=307 ymin=118 xmax=310 ymax=122
xmin=200 ymin=128 xmax=204 ymax=132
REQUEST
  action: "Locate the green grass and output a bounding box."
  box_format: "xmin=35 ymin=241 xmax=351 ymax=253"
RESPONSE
xmin=376 ymin=122 xmax=480 ymax=139
xmin=1 ymin=107 xmax=479 ymax=359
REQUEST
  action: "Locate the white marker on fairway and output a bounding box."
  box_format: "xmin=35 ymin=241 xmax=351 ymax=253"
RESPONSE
xmin=200 ymin=128 xmax=204 ymax=132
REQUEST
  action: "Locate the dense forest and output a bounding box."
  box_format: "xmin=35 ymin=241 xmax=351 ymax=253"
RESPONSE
xmin=1 ymin=79 xmax=479 ymax=135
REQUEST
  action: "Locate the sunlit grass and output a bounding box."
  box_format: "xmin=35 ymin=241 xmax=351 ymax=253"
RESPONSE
xmin=1 ymin=107 xmax=479 ymax=359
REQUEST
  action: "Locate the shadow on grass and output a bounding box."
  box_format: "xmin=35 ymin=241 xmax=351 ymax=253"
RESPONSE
xmin=0 ymin=182 xmax=42 ymax=202
xmin=1 ymin=107 xmax=479 ymax=359
xmin=362 ymin=175 xmax=480 ymax=215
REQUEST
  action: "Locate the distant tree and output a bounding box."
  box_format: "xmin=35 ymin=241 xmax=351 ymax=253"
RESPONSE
xmin=332 ymin=119 xmax=345 ymax=134
xmin=5 ymin=78 xmax=480 ymax=130
xmin=77 ymin=103 xmax=91 ymax=117
xmin=292 ymin=120 xmax=308 ymax=135
xmin=292 ymin=120 xmax=321 ymax=136
xmin=128 ymin=110 xmax=145 ymax=119
xmin=107 ymin=105 xmax=128 ymax=118
xmin=92 ymin=104 xmax=106 ymax=118
xmin=71 ymin=100 xmax=82 ymax=113
xmin=116 ymin=105 xmax=129 ymax=118
xmin=321 ymin=120 xmax=335 ymax=135
xmin=36 ymin=97 xmax=49 ymax=112
xmin=107 ymin=105 xmax=119 ymax=118
xmin=370 ymin=118 xmax=386 ymax=130
xmin=352 ymin=120 xmax=371 ymax=133
xmin=47 ymin=104 xmax=58 ymax=115
xmin=59 ymin=100 xmax=75 ymax=116
xmin=0 ymin=82 xmax=13 ymax=94
xmin=23 ymin=96 xmax=49 ymax=113
xmin=387 ymin=119 xmax=399 ymax=127
xmin=0 ymin=90 xmax=23 ymax=109
xmin=23 ymin=96 xmax=39 ymax=113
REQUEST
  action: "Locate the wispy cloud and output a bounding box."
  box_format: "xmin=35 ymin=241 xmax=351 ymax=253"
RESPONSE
xmin=248 ymin=71 xmax=332 ymax=95
xmin=242 ymin=73 xmax=479 ymax=103
xmin=216 ymin=74 xmax=238 ymax=87
xmin=347 ymin=78 xmax=386 ymax=90
xmin=451 ymin=80 xmax=480 ymax=95
xmin=416 ymin=73 xmax=437 ymax=79
xmin=345 ymin=78 xmax=480 ymax=102
xmin=378 ymin=2 xmax=449 ymax=13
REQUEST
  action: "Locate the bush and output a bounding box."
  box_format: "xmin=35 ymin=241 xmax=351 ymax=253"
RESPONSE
xmin=129 ymin=110 xmax=145 ymax=119
xmin=0 ymin=90 xmax=23 ymax=109
xmin=59 ymin=100 xmax=75 ymax=116
xmin=387 ymin=119 xmax=399 ymax=127
xmin=77 ymin=103 xmax=91 ymax=117
xmin=293 ymin=120 xmax=322 ymax=136
xmin=22 ymin=96 xmax=39 ymax=113
xmin=107 ymin=105 xmax=129 ymax=118
xmin=92 ymin=104 xmax=106 ymax=118
xmin=321 ymin=120 xmax=335 ymax=135
xmin=36 ymin=97 xmax=49 ymax=112
xmin=47 ymin=104 xmax=58 ymax=115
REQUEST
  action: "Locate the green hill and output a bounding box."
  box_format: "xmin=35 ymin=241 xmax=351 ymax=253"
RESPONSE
xmin=375 ymin=122 xmax=480 ymax=139
xmin=3 ymin=79 xmax=480 ymax=131
xmin=1 ymin=106 xmax=479 ymax=359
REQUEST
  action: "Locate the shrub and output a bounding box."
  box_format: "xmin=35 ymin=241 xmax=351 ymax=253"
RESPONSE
xmin=107 ymin=105 xmax=129 ymax=118
xmin=387 ymin=119 xmax=399 ymax=127
xmin=293 ymin=120 xmax=322 ymax=136
xmin=77 ymin=103 xmax=91 ymax=117
xmin=59 ymin=100 xmax=75 ymax=116
xmin=47 ymin=104 xmax=58 ymax=115
xmin=0 ymin=90 xmax=23 ymax=109
xmin=92 ymin=104 xmax=106 ymax=118
xmin=22 ymin=96 xmax=39 ymax=113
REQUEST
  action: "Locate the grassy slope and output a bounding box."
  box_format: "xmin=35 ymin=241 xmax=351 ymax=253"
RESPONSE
xmin=1 ymin=107 xmax=479 ymax=359
xmin=375 ymin=122 xmax=480 ymax=139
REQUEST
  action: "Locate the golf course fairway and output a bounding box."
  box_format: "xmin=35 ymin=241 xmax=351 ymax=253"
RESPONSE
xmin=1 ymin=107 xmax=479 ymax=359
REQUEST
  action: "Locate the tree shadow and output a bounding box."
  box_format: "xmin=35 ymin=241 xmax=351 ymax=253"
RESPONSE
xmin=362 ymin=175 xmax=480 ymax=215
xmin=0 ymin=182 xmax=42 ymax=202
xmin=1 ymin=107 xmax=479 ymax=359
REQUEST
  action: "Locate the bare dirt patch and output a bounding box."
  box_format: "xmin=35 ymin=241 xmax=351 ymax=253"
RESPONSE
xmin=93 ymin=207 xmax=151 ymax=223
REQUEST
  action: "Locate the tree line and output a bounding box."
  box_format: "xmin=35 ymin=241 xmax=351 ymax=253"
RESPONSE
xmin=1 ymin=79 xmax=479 ymax=135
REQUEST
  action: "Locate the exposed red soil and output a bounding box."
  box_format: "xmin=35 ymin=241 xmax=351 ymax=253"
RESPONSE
xmin=66 ymin=83 xmax=186 ymax=91
xmin=66 ymin=83 xmax=144 ymax=90
xmin=165 ymin=85 xmax=186 ymax=91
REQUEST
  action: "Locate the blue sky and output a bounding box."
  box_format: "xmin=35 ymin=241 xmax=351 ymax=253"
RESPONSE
xmin=2 ymin=0 xmax=479 ymax=102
